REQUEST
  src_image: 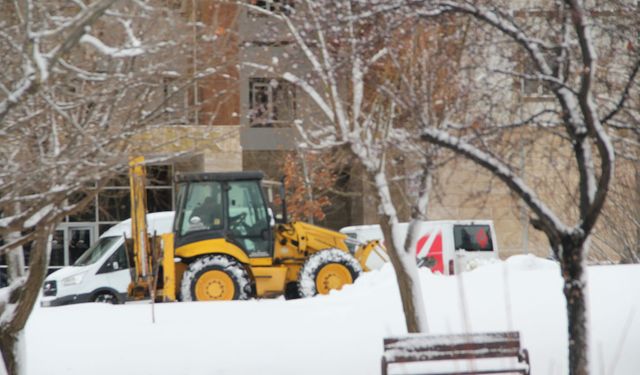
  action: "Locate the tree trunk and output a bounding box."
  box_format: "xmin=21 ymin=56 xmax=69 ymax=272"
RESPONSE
xmin=379 ymin=219 xmax=428 ymax=333
xmin=560 ymin=239 xmax=589 ymax=375
xmin=369 ymin=167 xmax=428 ymax=333
xmin=0 ymin=224 xmax=52 ymax=375
xmin=630 ymin=163 xmax=640 ymax=263
xmin=0 ymin=331 xmax=19 ymax=375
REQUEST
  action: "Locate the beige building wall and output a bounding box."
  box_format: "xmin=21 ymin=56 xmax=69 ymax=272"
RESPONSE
xmin=132 ymin=125 xmax=243 ymax=173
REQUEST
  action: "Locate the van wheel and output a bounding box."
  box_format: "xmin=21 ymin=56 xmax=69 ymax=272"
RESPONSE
xmin=298 ymin=249 xmax=362 ymax=298
xmin=93 ymin=292 xmax=118 ymax=304
xmin=180 ymin=255 xmax=251 ymax=301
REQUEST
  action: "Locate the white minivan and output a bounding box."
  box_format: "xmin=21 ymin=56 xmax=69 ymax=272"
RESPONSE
xmin=41 ymin=212 xmax=174 ymax=306
xmin=340 ymin=220 xmax=499 ymax=274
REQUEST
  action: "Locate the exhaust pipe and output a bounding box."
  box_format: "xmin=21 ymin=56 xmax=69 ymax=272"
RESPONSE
xmin=280 ymin=175 xmax=288 ymax=223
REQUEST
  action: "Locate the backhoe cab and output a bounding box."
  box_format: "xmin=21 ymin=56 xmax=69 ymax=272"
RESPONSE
xmin=127 ymin=158 xmax=387 ymax=302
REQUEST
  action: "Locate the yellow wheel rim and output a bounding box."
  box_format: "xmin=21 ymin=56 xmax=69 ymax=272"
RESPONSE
xmin=316 ymin=264 xmax=353 ymax=295
xmin=194 ymin=270 xmax=235 ymax=300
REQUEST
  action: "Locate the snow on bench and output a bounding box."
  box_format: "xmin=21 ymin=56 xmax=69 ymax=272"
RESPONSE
xmin=381 ymin=331 xmax=530 ymax=375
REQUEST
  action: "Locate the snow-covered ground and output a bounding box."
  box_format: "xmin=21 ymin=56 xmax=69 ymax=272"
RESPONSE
xmin=25 ymin=255 xmax=640 ymax=375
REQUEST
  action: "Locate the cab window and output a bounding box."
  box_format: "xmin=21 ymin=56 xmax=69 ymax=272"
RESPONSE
xmin=177 ymin=182 xmax=223 ymax=235
xmin=227 ymin=181 xmax=271 ymax=257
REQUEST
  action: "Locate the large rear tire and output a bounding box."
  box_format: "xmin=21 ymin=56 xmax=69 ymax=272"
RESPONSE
xmin=180 ymin=255 xmax=251 ymax=301
xmin=298 ymin=249 xmax=362 ymax=298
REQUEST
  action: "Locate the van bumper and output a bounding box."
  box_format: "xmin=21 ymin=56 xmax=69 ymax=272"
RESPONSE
xmin=40 ymin=293 xmax=92 ymax=307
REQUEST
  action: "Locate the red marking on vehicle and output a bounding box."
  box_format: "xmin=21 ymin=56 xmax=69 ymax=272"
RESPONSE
xmin=428 ymin=233 xmax=443 ymax=273
xmin=416 ymin=234 xmax=429 ymax=255
xmin=476 ymin=229 xmax=489 ymax=249
xmin=416 ymin=231 xmax=443 ymax=273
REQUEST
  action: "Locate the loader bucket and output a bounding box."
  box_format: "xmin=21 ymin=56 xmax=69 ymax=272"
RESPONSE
xmin=355 ymin=240 xmax=389 ymax=271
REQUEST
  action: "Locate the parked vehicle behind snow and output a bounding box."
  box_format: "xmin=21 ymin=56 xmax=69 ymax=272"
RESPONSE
xmin=340 ymin=220 xmax=499 ymax=274
xmin=41 ymin=212 xmax=174 ymax=306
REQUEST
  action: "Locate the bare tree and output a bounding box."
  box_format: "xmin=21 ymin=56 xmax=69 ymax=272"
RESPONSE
xmin=242 ymin=0 xmax=477 ymax=333
xmin=0 ymin=1 xmax=226 ymax=373
xmin=360 ymin=1 xmax=640 ymax=374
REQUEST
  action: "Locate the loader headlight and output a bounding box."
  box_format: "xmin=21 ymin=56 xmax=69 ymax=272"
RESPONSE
xmin=62 ymin=272 xmax=86 ymax=286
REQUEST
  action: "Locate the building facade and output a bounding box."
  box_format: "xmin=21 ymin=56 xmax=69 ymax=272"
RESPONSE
xmin=10 ymin=0 xmax=634 ymax=280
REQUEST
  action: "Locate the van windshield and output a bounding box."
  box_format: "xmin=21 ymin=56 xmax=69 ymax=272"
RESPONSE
xmin=73 ymin=236 xmax=120 ymax=266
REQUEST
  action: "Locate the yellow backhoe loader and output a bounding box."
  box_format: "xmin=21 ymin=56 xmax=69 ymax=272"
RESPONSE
xmin=126 ymin=157 xmax=387 ymax=302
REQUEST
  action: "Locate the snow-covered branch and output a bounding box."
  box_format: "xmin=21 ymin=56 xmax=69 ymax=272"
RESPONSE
xmin=79 ymin=34 xmax=144 ymax=58
xmin=0 ymin=0 xmax=118 ymax=123
xmin=565 ymin=0 xmax=615 ymax=234
xmin=420 ymin=124 xmax=569 ymax=236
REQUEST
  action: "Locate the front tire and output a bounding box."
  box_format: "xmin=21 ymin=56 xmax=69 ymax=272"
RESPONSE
xmin=180 ymin=255 xmax=251 ymax=301
xmin=298 ymin=249 xmax=362 ymax=298
xmin=92 ymin=292 xmax=118 ymax=304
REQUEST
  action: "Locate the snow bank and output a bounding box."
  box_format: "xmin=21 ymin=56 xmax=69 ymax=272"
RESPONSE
xmin=504 ymin=254 xmax=559 ymax=271
xmin=24 ymin=256 xmax=640 ymax=375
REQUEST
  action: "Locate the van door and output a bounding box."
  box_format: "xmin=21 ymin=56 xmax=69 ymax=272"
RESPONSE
xmin=414 ymin=224 xmax=445 ymax=273
xmin=96 ymin=242 xmax=131 ymax=297
xmin=452 ymin=224 xmax=497 ymax=272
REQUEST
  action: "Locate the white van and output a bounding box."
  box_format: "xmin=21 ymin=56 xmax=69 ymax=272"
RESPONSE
xmin=340 ymin=220 xmax=499 ymax=274
xmin=41 ymin=212 xmax=174 ymax=307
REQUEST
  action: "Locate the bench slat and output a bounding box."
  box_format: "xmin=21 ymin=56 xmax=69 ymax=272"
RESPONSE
xmin=384 ymin=340 xmax=521 ymax=352
xmin=384 ymin=332 xmax=521 ymax=363
xmin=402 ymin=369 xmax=528 ymax=375
xmin=381 ymin=332 xmax=530 ymax=375
xmin=384 ymin=332 xmax=520 ymax=348
xmin=385 ymin=346 xmax=523 ymax=363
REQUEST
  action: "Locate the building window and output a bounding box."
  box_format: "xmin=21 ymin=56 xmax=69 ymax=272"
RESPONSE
xmin=253 ymin=0 xmax=293 ymax=13
xmin=249 ymin=78 xmax=296 ymax=127
xmin=522 ymin=61 xmax=552 ymax=97
xmin=521 ymin=48 xmax=561 ymax=98
xmin=98 ymin=189 xmax=131 ymax=222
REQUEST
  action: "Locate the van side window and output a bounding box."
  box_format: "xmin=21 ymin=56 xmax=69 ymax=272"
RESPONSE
xmin=454 ymin=225 xmax=493 ymax=251
xmin=115 ymin=244 xmax=128 ymax=268
xmin=97 ymin=244 xmax=128 ymax=274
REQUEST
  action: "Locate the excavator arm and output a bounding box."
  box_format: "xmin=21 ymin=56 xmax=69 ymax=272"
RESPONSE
xmin=128 ymin=156 xmax=153 ymax=299
xmin=127 ymin=156 xmax=177 ymax=302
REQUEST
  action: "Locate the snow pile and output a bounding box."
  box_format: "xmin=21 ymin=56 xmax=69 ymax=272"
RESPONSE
xmin=503 ymin=254 xmax=558 ymax=271
xmin=24 ymin=256 xmax=640 ymax=375
xmin=461 ymin=256 xmax=501 ymax=272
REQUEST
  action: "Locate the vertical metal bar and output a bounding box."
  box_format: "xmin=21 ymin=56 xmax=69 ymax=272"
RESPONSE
xmin=129 ymin=156 xmax=151 ymax=297
xmin=161 ymin=233 xmax=176 ymax=301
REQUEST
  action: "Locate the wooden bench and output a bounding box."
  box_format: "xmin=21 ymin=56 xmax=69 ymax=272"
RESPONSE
xmin=381 ymin=331 xmax=530 ymax=375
